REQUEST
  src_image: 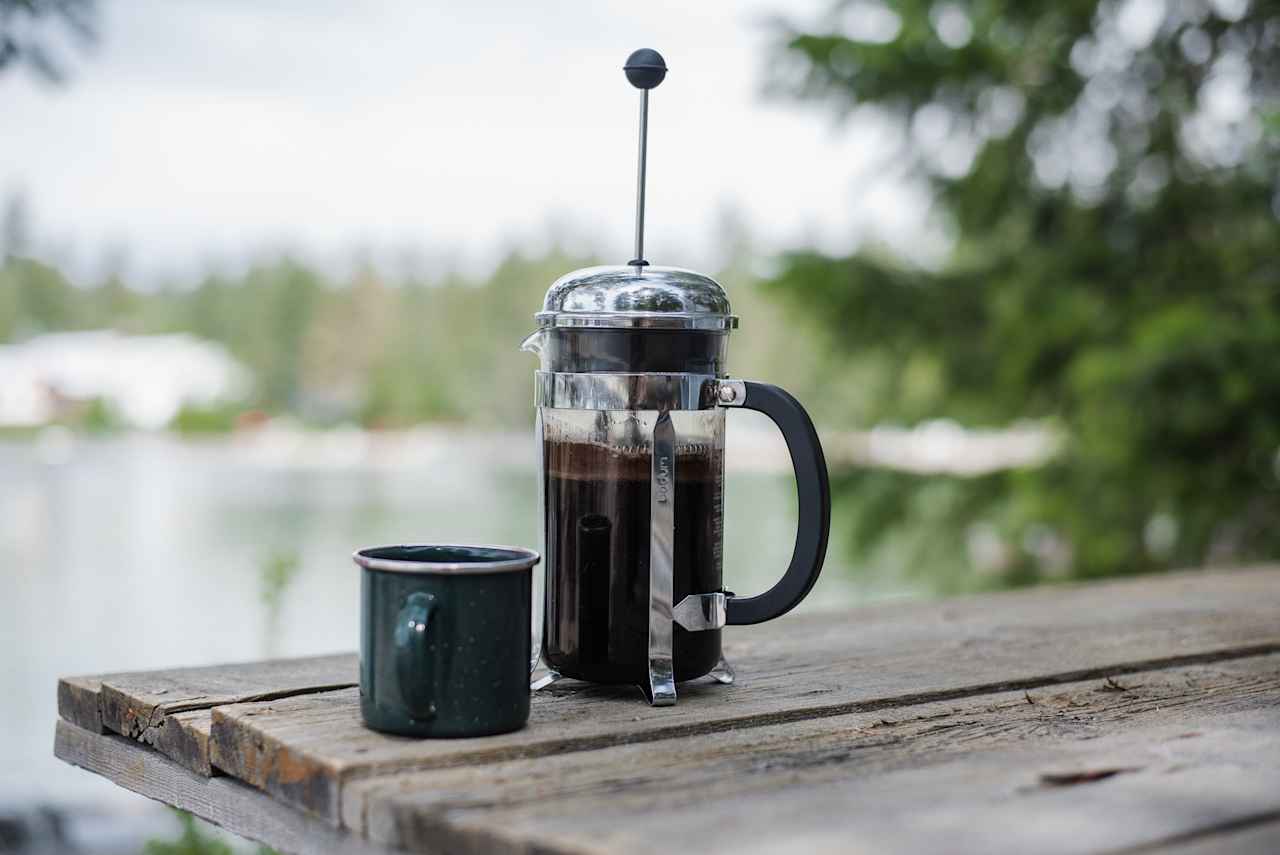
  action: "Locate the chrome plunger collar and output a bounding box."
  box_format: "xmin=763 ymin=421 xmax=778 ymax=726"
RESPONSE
xmin=535 ymin=371 xmax=726 ymax=411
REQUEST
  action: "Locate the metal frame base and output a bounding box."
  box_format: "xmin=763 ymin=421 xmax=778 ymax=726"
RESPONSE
xmin=530 ymin=669 xmax=561 ymax=692
xmin=638 ymin=653 xmax=736 ymax=704
xmin=709 ymin=653 xmax=736 ymax=685
xmin=531 ymin=655 xmax=735 ymax=703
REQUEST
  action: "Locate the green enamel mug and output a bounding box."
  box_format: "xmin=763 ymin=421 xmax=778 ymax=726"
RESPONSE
xmin=354 ymin=544 xmax=539 ymax=738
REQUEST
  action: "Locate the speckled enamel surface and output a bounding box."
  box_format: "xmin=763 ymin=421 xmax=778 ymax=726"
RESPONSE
xmin=360 ymin=565 xmax=531 ymax=738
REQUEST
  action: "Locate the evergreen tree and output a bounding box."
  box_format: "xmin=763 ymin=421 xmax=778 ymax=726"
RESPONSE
xmin=766 ymin=0 xmax=1280 ymax=587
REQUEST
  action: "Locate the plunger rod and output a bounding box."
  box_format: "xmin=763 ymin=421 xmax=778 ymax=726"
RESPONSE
xmin=623 ymin=48 xmax=666 ymax=271
xmin=633 ymin=89 xmax=649 ymax=274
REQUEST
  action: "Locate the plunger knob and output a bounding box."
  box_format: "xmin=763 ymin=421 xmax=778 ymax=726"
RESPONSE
xmin=624 ymin=48 xmax=667 ymax=90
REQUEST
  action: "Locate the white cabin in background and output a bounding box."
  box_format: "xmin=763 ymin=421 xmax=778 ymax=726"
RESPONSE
xmin=0 ymin=331 xmax=250 ymax=429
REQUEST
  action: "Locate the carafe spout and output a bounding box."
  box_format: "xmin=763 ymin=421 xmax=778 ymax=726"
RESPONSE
xmin=519 ymin=330 xmax=544 ymax=356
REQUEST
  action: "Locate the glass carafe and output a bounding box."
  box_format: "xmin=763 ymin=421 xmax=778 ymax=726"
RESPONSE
xmin=523 ymin=265 xmax=831 ymax=705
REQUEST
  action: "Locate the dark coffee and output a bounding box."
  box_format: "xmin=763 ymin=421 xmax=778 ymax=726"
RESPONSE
xmin=542 ymin=438 xmax=723 ymax=684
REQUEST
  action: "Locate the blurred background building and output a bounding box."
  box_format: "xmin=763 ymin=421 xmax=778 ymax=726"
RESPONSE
xmin=0 ymin=331 xmax=248 ymax=428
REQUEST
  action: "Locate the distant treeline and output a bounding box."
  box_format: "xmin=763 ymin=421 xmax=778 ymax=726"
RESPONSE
xmin=0 ymin=250 xmax=840 ymax=429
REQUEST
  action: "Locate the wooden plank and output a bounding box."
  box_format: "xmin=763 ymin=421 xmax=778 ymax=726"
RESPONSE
xmin=364 ymin=661 xmax=1280 ymax=854
xmin=353 ymin=654 xmax=1280 ymax=851
xmin=57 ymin=674 xmax=110 ymax=733
xmin=94 ymin=653 xmax=356 ymax=775
xmin=55 ymin=657 xmax=1280 ymax=855
xmin=208 ymin=566 xmax=1280 ymax=825
xmin=53 ymin=720 xmax=394 ymax=855
xmin=158 ymin=709 xmax=216 ymax=776
xmin=562 ymin=711 xmax=1280 ymax=855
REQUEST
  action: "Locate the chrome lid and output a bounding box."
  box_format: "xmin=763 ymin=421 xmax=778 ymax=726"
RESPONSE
xmin=535 ymin=265 xmax=738 ymax=331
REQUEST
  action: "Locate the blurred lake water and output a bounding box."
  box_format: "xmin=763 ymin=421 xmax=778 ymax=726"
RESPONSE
xmin=0 ymin=420 xmax=886 ymax=826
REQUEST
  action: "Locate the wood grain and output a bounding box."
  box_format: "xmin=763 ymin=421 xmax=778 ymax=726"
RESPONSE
xmin=568 ymin=711 xmax=1280 ymax=855
xmin=208 ymin=566 xmax=1280 ymax=825
xmin=157 ymin=709 xmax=216 ymax=776
xmin=53 ymin=720 xmax=394 ymax=855
xmin=353 ymin=655 xmax=1280 ymax=851
xmin=94 ymin=653 xmax=357 ymax=775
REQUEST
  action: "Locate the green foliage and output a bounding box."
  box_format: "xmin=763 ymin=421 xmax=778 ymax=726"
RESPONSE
xmin=80 ymin=396 xmax=120 ymax=433
xmin=0 ymin=256 xmax=82 ymax=338
xmin=0 ymin=245 xmax=842 ymax=432
xmin=171 ymin=403 xmax=241 ymax=435
xmin=0 ymin=249 xmax=595 ymax=427
xmin=259 ymin=549 xmax=300 ymax=612
xmin=768 ymin=0 xmax=1280 ymax=586
xmin=142 ymin=810 xmax=278 ymax=855
xmin=259 ymin=549 xmax=301 ymax=658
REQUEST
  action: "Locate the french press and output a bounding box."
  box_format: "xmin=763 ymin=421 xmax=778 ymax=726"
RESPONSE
xmin=522 ymin=49 xmax=831 ymax=705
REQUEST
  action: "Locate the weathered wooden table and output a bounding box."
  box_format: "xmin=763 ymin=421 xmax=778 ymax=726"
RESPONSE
xmin=55 ymin=566 xmax=1280 ymax=854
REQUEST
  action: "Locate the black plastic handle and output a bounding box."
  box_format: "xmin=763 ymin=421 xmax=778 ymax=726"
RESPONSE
xmin=725 ymin=382 xmax=831 ymax=625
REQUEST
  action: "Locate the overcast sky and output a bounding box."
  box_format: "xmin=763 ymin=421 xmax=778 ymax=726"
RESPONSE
xmin=2 ymin=0 xmax=927 ymax=282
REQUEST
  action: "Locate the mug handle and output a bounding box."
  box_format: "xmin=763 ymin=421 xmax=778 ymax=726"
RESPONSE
xmin=720 ymin=380 xmax=831 ymax=625
xmin=393 ymin=591 xmax=440 ymax=718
